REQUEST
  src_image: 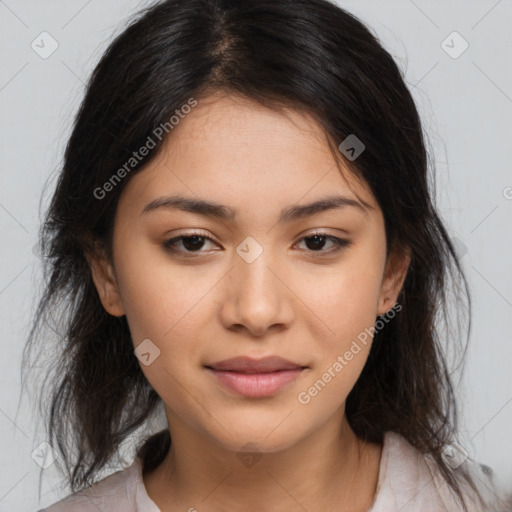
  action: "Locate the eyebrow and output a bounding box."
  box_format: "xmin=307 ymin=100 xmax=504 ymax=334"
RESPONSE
xmin=141 ymin=194 xmax=370 ymax=223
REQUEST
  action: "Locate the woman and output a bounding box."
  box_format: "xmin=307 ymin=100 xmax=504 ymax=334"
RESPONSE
xmin=25 ymin=0 xmax=511 ymax=510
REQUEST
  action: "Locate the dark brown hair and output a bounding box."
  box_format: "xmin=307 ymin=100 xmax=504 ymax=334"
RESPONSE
xmin=22 ymin=0 xmax=493 ymax=509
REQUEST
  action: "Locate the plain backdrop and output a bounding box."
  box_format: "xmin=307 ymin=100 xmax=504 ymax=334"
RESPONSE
xmin=0 ymin=0 xmax=511 ymax=510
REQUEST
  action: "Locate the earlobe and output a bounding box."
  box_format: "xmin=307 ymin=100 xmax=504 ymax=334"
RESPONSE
xmin=85 ymin=249 xmax=125 ymax=317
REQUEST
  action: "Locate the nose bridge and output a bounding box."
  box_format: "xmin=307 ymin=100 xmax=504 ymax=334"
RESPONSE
xmin=221 ymin=237 xmax=292 ymax=335
xmin=235 ymin=240 xmax=279 ymax=310
xmin=237 ymin=245 xmax=274 ymax=294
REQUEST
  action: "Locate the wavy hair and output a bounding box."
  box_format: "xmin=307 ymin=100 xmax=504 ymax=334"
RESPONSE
xmin=22 ymin=0 xmax=490 ymax=509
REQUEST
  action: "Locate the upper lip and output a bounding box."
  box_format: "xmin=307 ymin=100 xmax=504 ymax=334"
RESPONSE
xmin=206 ymin=356 xmax=306 ymax=373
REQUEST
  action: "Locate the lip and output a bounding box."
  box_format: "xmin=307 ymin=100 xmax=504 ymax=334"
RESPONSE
xmin=206 ymin=355 xmax=305 ymax=373
xmin=205 ymin=356 xmax=307 ymax=398
xmin=206 ymin=367 xmax=305 ymax=398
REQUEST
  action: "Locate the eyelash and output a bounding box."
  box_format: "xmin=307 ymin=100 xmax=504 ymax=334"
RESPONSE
xmin=163 ymin=231 xmax=351 ymax=257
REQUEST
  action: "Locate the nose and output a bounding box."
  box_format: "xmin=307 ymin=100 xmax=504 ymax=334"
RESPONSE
xmin=219 ymin=248 xmax=294 ymax=337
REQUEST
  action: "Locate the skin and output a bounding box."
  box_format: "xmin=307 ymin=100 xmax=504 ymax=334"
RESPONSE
xmin=87 ymin=92 xmax=410 ymax=512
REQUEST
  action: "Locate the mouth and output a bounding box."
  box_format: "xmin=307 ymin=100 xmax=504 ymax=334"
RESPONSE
xmin=205 ymin=355 xmax=306 ymax=373
xmin=204 ymin=356 xmax=308 ymax=398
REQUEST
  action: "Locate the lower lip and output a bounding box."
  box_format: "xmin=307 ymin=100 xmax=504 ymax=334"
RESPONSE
xmin=206 ymin=368 xmax=304 ymax=398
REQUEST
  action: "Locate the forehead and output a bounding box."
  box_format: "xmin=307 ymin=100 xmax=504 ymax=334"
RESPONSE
xmin=118 ymin=93 xmax=379 ymax=222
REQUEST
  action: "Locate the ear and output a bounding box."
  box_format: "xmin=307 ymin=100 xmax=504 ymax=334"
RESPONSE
xmin=85 ymin=243 xmax=125 ymax=317
xmin=377 ymin=243 xmax=411 ymax=316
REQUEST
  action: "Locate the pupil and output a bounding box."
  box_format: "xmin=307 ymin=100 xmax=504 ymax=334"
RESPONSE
xmin=183 ymin=235 xmax=204 ymax=251
xmin=307 ymin=235 xmax=326 ymax=250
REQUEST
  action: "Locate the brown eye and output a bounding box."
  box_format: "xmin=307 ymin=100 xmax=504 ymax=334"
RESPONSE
xmin=296 ymin=233 xmax=351 ymax=254
xmin=163 ymin=233 xmax=218 ymax=255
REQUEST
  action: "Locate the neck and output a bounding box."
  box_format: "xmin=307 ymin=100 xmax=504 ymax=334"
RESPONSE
xmin=143 ymin=410 xmax=383 ymax=512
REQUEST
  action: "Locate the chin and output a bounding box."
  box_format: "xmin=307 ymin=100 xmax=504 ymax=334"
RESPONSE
xmin=205 ymin=414 xmax=304 ymax=454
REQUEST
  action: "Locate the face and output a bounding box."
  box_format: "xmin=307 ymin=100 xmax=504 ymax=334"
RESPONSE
xmin=89 ymin=92 xmax=409 ymax=454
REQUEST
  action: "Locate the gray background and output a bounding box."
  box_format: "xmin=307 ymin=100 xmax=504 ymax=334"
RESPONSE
xmin=1 ymin=0 xmax=511 ymax=510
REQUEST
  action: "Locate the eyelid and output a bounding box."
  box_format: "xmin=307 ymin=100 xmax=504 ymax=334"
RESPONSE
xmin=298 ymin=227 xmax=350 ymax=239
xmin=167 ymin=228 xmax=215 ymax=240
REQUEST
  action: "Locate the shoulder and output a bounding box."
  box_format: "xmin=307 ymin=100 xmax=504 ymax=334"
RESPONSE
xmin=370 ymin=431 xmax=512 ymax=512
xmin=38 ymin=456 xmax=159 ymax=512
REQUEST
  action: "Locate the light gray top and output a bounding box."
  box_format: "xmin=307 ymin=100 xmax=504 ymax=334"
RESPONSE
xmin=38 ymin=431 xmax=511 ymax=512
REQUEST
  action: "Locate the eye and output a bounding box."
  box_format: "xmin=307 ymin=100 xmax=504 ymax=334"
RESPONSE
xmin=163 ymin=231 xmax=351 ymax=258
xmin=163 ymin=232 xmax=219 ymax=256
xmin=294 ymin=232 xmax=351 ymax=255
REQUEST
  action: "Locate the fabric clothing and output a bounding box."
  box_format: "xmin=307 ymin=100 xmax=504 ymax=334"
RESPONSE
xmin=38 ymin=431 xmax=511 ymax=511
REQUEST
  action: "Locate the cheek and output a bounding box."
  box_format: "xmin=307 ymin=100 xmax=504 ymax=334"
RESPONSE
xmin=113 ymin=257 xmax=218 ymax=411
xmin=297 ymin=274 xmax=380 ymax=414
xmin=295 ymin=354 xmax=367 ymax=427
xmin=116 ymin=259 xmax=208 ymax=410
xmin=113 ymin=241 xmax=210 ymax=343
xmin=313 ymin=261 xmax=384 ymax=342
xmin=303 ymin=243 xmax=386 ymax=394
